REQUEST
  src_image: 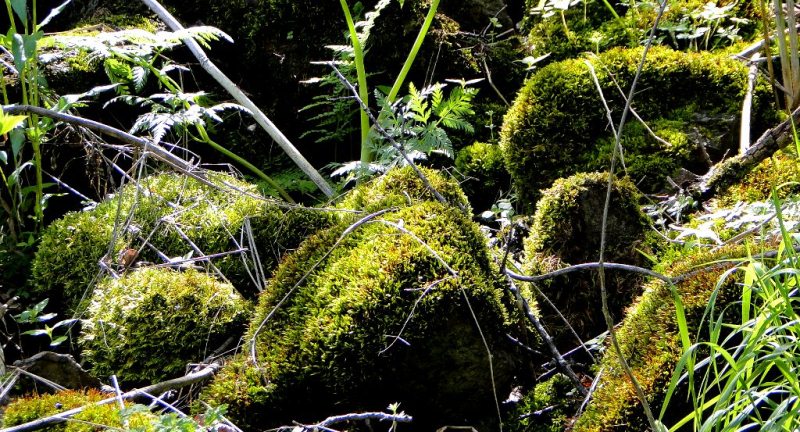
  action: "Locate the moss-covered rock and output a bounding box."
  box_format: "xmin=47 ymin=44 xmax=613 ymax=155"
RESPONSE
xmin=80 ymin=268 xmax=250 ymax=385
xmin=1 ymin=389 xmax=156 ymax=431
xmin=522 ymin=173 xmax=650 ymax=342
xmin=455 ymin=142 xmax=512 ymax=211
xmin=337 ymin=165 xmax=470 ymax=213
xmin=201 ymin=199 xmax=530 ymax=430
xmin=31 ymin=172 xmax=333 ymax=312
xmin=506 ymin=374 xmax=579 ymax=432
xmin=572 ymin=243 xmax=755 ymax=431
xmin=715 ymin=149 xmax=800 ymax=206
xmin=500 ymin=46 xmax=774 ymax=211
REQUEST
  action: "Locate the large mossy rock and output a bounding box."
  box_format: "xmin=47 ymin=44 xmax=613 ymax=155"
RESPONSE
xmin=200 ymin=172 xmax=530 ymax=430
xmin=572 ymin=244 xmax=751 ymax=431
xmin=31 ymin=172 xmax=333 ymax=312
xmin=522 ymin=172 xmax=650 ymax=343
xmin=80 ymin=268 xmax=250 ymax=386
xmin=500 ymin=46 xmax=774 ymax=211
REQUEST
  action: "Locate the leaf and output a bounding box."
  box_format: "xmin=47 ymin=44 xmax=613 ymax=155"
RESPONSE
xmin=9 ymin=129 xmax=24 ymax=158
xmin=10 ymin=0 xmax=27 ymax=27
xmin=22 ymin=329 xmax=50 ymax=337
xmin=0 ymin=151 xmax=6 ymax=164
xmin=0 ymin=112 xmax=27 ymax=135
xmin=11 ymin=33 xmax=27 ymax=73
xmin=49 ymin=336 xmax=67 ymax=346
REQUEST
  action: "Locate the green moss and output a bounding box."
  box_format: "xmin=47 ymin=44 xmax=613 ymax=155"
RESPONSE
xmin=506 ymin=374 xmax=578 ymax=432
xmin=80 ymin=268 xmax=250 ymax=385
xmin=31 ymin=172 xmax=332 ymax=312
xmin=337 ymin=166 xmax=470 ymax=213
xmin=455 ymin=142 xmax=512 ymax=211
xmin=716 ymin=149 xmax=800 ymax=206
xmin=522 ymin=172 xmax=650 ymax=342
xmin=201 ymin=201 xmax=529 ymax=430
xmin=572 ymin=242 xmax=760 ymax=431
xmin=500 ymin=46 xmax=775 ymax=210
xmin=1 ymin=389 xmax=156 ymax=431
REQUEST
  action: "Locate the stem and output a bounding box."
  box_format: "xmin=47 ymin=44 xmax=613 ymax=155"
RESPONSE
xmin=339 ymin=0 xmax=372 ymax=164
xmin=387 ymin=0 xmax=440 ymax=103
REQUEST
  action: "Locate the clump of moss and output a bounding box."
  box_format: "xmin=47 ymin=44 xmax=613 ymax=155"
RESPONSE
xmin=715 ymin=149 xmax=800 ymax=206
xmin=201 ymin=200 xmax=529 ymax=430
xmin=522 ymin=172 xmax=650 ymax=342
xmin=455 ymin=142 xmax=512 ymax=211
xmin=80 ymin=268 xmax=250 ymax=385
xmin=506 ymin=374 xmax=579 ymax=432
xmin=572 ymin=242 xmax=757 ymax=431
xmin=31 ymin=172 xmax=332 ymax=312
xmin=337 ymin=165 xmax=470 ymax=213
xmin=500 ymin=46 xmax=774 ymax=211
xmin=1 ymin=389 xmax=156 ymax=431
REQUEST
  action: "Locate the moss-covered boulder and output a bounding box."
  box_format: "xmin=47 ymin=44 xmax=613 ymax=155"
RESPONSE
xmin=572 ymin=243 xmax=753 ymax=431
xmin=715 ymin=149 xmax=800 ymax=206
xmin=1 ymin=389 xmax=156 ymax=431
xmin=80 ymin=268 xmax=250 ymax=385
xmin=522 ymin=173 xmax=650 ymax=343
xmin=506 ymin=373 xmax=579 ymax=432
xmin=201 ymin=198 xmax=530 ymax=430
xmin=500 ymin=46 xmax=774 ymax=210
xmin=337 ymin=165 xmax=471 ymax=212
xmin=456 ymin=142 xmax=512 ymax=211
xmin=31 ymin=171 xmax=333 ymax=312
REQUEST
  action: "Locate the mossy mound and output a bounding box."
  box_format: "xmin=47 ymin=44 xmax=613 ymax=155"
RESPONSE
xmin=521 ymin=0 xmax=759 ymax=62
xmin=1 ymin=389 xmax=156 ymax=431
xmin=572 ymin=243 xmax=756 ymax=431
xmin=500 ymin=46 xmax=774 ymax=211
xmin=337 ymin=165 xmax=470 ymax=213
xmin=31 ymin=171 xmax=333 ymax=312
xmin=715 ymin=149 xmax=800 ymax=206
xmin=522 ymin=173 xmax=650 ymax=342
xmin=455 ymin=142 xmax=512 ymax=211
xmin=80 ymin=268 xmax=250 ymax=385
xmin=201 ymin=200 xmax=530 ymax=430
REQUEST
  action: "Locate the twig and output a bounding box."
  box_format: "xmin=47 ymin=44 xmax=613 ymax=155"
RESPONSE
xmin=740 ymin=53 xmax=761 ymax=154
xmin=139 ymin=0 xmax=334 ymax=197
xmin=2 ymin=364 xmax=220 ymax=432
xmin=289 ymin=411 xmax=413 ymax=431
xmin=596 ymin=0 xmax=669 ymax=428
xmin=505 ymin=263 xmax=672 ymax=284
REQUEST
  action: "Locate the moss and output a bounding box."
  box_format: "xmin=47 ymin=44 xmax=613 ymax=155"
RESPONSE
xmin=522 ymin=172 xmax=650 ymax=342
xmin=455 ymin=142 xmax=512 ymax=210
xmin=716 ymin=149 xmax=800 ymax=206
xmin=80 ymin=268 xmax=250 ymax=385
xmin=1 ymin=389 xmax=156 ymax=431
xmin=500 ymin=46 xmax=775 ymax=211
xmin=572 ymin=242 xmax=763 ymax=431
xmin=31 ymin=172 xmax=333 ymax=312
xmin=506 ymin=374 xmax=578 ymax=432
xmin=201 ymin=200 xmax=530 ymax=430
xmin=337 ymin=166 xmax=470 ymax=213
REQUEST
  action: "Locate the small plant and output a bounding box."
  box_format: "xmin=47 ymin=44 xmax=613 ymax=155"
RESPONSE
xmin=480 ymin=197 xmax=516 ymax=227
xmin=13 ymin=299 xmax=76 ymax=347
xmin=654 ymin=1 xmax=748 ymax=51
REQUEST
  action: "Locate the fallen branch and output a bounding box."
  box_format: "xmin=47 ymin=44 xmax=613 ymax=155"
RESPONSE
xmin=288 ymin=411 xmax=413 ymax=432
xmin=2 ymin=364 xmax=220 ymax=432
xmin=697 ymin=104 xmax=800 ymax=200
xmin=139 ymin=0 xmax=334 ymax=198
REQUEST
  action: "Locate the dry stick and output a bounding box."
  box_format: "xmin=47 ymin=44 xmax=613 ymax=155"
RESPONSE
xmin=326 ymin=63 xmax=458 ymax=210
xmin=741 ymin=53 xmax=762 ymax=154
xmin=505 ymin=263 xmax=672 ymax=285
xmin=291 ymin=411 xmax=413 ymax=431
xmin=139 ymin=0 xmax=334 ymax=198
xmin=2 ymin=364 xmax=220 ymax=432
xmin=595 ymin=0 xmax=669 ymax=428
xmin=504 ymin=277 xmax=587 ymax=397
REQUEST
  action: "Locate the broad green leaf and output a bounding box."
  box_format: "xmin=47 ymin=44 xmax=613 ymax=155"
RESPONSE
xmin=11 ymin=33 xmax=26 ymax=73
xmin=0 ymin=111 xmax=28 ymax=135
xmin=10 ymin=0 xmax=27 ymax=27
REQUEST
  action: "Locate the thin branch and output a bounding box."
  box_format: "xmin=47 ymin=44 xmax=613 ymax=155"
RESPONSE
xmin=139 ymin=0 xmax=334 ymax=197
xmin=740 ymin=53 xmax=761 ymax=154
xmin=289 ymin=411 xmax=413 ymax=432
xmin=2 ymin=364 xmax=220 ymax=432
xmin=505 ymin=263 xmax=672 ymax=284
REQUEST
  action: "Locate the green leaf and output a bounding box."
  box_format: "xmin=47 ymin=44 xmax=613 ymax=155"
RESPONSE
xmin=10 ymin=129 xmax=25 ymax=158
xmin=22 ymin=329 xmax=50 ymax=337
xmin=0 ymin=150 xmax=6 ymax=164
xmin=11 ymin=33 xmax=27 ymax=73
xmin=10 ymin=0 xmax=28 ymax=27
xmin=0 ymin=111 xmax=28 ymax=135
xmin=49 ymin=336 xmax=67 ymax=346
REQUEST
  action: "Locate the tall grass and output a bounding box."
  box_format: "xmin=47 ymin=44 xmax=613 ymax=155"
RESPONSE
xmin=661 ymin=191 xmax=800 ymax=430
